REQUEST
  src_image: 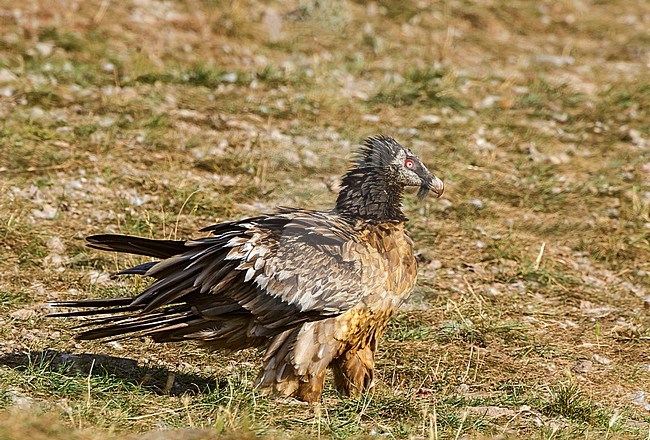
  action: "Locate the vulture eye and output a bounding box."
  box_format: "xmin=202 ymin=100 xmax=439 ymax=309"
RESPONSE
xmin=404 ymin=158 xmax=415 ymax=170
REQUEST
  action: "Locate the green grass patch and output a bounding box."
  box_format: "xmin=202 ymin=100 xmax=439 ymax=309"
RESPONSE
xmin=370 ymin=67 xmax=464 ymax=109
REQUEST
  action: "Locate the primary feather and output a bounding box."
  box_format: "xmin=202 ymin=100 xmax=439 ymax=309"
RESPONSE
xmin=49 ymin=135 xmax=444 ymax=402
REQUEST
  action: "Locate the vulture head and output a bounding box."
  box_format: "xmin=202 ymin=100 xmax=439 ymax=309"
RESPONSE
xmin=356 ymin=135 xmax=445 ymax=199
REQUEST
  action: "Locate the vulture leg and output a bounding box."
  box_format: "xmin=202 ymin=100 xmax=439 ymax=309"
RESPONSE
xmin=294 ymin=370 xmax=328 ymax=403
xmin=257 ymin=322 xmax=340 ymax=403
xmin=332 ymin=345 xmax=375 ymax=397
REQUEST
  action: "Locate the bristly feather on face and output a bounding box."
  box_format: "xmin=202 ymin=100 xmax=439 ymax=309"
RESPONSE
xmin=354 ymin=135 xmax=444 ymax=199
xmin=335 ymin=135 xmax=444 ymax=222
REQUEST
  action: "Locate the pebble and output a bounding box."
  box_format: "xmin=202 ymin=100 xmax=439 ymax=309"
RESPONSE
xmin=572 ymin=360 xmax=594 ymax=374
xmin=221 ymin=72 xmax=238 ymax=83
xmin=9 ymin=309 xmax=37 ymax=320
xmin=469 ymin=199 xmax=484 ymax=209
xmin=419 ymin=115 xmax=441 ymax=124
xmin=630 ymin=391 xmax=650 ymax=411
xmin=46 ymin=236 xmax=65 ymax=253
xmin=592 ymin=354 xmax=612 ymax=365
xmin=0 ymin=68 xmax=17 ymax=83
xmin=7 ymin=388 xmax=34 ymax=408
xmin=34 ymin=42 xmax=54 ymax=57
xmin=32 ymin=204 xmax=57 ymax=219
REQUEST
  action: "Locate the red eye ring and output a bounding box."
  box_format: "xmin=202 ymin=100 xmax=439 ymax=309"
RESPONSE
xmin=404 ymin=158 xmax=415 ymax=169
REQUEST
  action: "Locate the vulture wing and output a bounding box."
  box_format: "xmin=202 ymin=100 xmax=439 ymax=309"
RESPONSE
xmin=154 ymin=208 xmax=365 ymax=327
xmin=52 ymin=208 xmax=368 ymax=340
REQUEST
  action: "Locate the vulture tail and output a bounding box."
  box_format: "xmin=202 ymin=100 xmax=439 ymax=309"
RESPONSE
xmin=86 ymin=234 xmax=187 ymax=259
xmin=46 ymin=234 xmax=197 ymax=340
xmin=46 ymin=298 xmax=203 ymax=342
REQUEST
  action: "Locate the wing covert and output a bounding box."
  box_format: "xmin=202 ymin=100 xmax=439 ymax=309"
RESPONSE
xmin=207 ymin=210 xmax=366 ymax=324
xmin=135 ymin=209 xmax=368 ymax=328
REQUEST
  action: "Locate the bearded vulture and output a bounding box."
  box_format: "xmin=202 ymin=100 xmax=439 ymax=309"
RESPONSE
xmin=49 ymin=135 xmax=444 ymax=402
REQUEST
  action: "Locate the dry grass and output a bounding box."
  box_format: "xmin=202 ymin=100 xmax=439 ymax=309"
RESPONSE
xmin=0 ymin=0 xmax=649 ymax=438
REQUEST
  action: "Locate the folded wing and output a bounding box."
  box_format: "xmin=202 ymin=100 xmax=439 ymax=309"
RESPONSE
xmin=51 ymin=209 xmax=367 ymax=343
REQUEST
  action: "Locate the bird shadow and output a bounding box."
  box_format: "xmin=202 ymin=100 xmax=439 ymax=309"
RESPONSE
xmin=0 ymin=349 xmax=222 ymax=396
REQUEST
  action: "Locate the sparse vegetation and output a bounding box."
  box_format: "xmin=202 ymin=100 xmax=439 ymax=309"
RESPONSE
xmin=0 ymin=0 xmax=649 ymax=438
xmin=542 ymin=382 xmax=606 ymax=425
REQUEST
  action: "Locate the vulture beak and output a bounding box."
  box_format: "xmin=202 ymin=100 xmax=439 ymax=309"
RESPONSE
xmin=417 ymin=174 xmax=445 ymax=199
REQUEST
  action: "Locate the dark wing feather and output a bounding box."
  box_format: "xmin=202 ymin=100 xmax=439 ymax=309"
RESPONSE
xmin=86 ymin=234 xmax=187 ymax=259
xmin=50 ymin=208 xmax=368 ymax=342
xmin=200 ymin=210 xmax=365 ymax=323
xmin=128 ymin=209 xmax=365 ymax=324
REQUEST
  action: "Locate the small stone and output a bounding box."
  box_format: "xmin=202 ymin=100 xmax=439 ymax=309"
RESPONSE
xmin=46 ymin=236 xmax=65 ymax=253
xmin=548 ymin=153 xmax=571 ymax=164
xmin=87 ymin=271 xmax=111 ymax=286
xmin=629 ymin=391 xmax=650 ymax=411
xmin=0 ymin=69 xmax=17 ymax=83
xmin=221 ymin=72 xmax=238 ymax=83
xmin=43 ymin=253 xmax=67 ymax=268
xmin=592 ymin=354 xmax=612 ymax=365
xmin=10 ymin=309 xmax=37 ymax=320
xmin=263 ymin=9 xmax=283 ymax=42
xmin=572 ymin=360 xmax=594 ymax=374
xmin=29 ymin=107 xmax=46 ymax=119
xmin=8 ymin=388 xmax=34 ymax=408
xmin=175 ymin=109 xmax=206 ymax=122
xmin=35 ymin=42 xmax=54 ymax=57
xmin=534 ymin=54 xmax=575 ymax=66
xmin=108 ymin=341 xmax=124 ymax=350
xmin=579 ymin=300 xmax=614 ymax=318
xmin=478 ymin=95 xmax=501 ymax=108
xmin=32 ymin=204 xmax=57 ymax=219
xmin=99 ymin=116 xmax=117 ymax=127
xmin=628 ymin=130 xmax=647 ymax=147
xmin=469 ymin=199 xmax=484 ymax=209
xmin=419 ymin=115 xmax=441 ymax=124
xmin=485 ymin=286 xmax=502 ymax=296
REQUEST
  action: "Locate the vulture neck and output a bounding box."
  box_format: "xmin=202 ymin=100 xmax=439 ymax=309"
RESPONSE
xmin=335 ymin=167 xmax=406 ymax=222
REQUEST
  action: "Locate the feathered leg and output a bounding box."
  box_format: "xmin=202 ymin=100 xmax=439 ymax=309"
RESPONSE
xmin=294 ymin=370 xmax=328 ymax=403
xmin=331 ymin=345 xmax=375 ymax=397
xmin=256 ymin=322 xmax=340 ymax=403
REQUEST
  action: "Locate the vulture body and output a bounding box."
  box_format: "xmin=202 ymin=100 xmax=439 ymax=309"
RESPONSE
xmin=49 ymin=135 xmax=444 ymax=402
